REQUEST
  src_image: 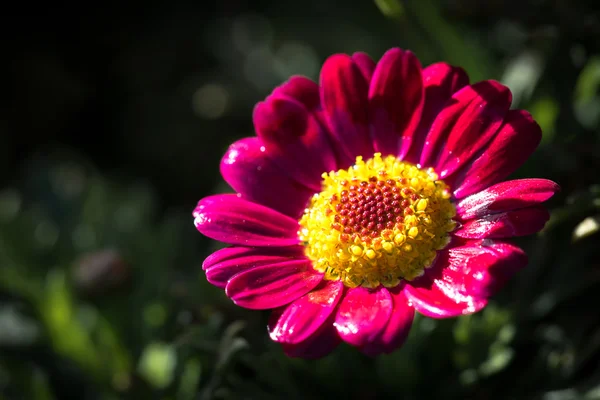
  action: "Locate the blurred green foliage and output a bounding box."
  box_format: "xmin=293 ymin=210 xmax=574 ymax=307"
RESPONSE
xmin=1 ymin=0 xmax=600 ymax=399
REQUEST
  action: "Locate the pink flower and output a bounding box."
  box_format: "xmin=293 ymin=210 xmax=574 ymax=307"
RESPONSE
xmin=193 ymin=48 xmax=559 ymax=358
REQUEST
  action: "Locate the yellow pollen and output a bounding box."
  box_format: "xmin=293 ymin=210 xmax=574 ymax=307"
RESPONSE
xmin=298 ymin=153 xmax=456 ymax=288
xmin=408 ymin=226 xmax=419 ymax=238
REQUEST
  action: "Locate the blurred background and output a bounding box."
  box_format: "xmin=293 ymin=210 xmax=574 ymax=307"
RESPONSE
xmin=1 ymin=0 xmax=600 ymax=399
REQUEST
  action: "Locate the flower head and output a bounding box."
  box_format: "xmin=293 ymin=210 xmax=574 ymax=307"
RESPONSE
xmin=193 ymin=48 xmax=559 ymax=358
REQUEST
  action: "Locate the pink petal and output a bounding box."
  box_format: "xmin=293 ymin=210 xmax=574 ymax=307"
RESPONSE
xmin=352 ymin=52 xmax=376 ymax=81
xmin=404 ymin=62 xmax=469 ymax=164
xmin=320 ymin=53 xmax=373 ymax=166
xmin=404 ymin=251 xmax=488 ymax=318
xmin=419 ymin=80 xmax=512 ymax=178
xmin=269 ymin=280 xmax=344 ymax=344
xmin=281 ymin=321 xmax=341 ymax=359
xmin=193 ymin=194 xmax=300 ymax=247
xmin=368 ymin=48 xmax=424 ymax=157
xmin=451 ymin=110 xmax=543 ymax=199
xmin=456 ymin=179 xmax=560 ymax=220
xmin=334 ymin=286 xmax=393 ymax=347
xmin=253 ymin=96 xmax=336 ymax=191
xmin=203 ymin=246 xmax=306 ymax=288
xmin=271 ymin=75 xmax=320 ymax=111
xmin=220 ymin=137 xmax=314 ymax=218
xmin=433 ymin=239 xmax=528 ymax=300
xmin=225 ymin=259 xmax=323 ymax=310
xmin=361 ymin=286 xmax=414 ymax=356
xmin=453 ymin=206 xmax=550 ymax=239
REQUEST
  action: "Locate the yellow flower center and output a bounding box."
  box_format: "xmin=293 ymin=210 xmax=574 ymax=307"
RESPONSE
xmin=299 ymin=153 xmax=456 ymax=289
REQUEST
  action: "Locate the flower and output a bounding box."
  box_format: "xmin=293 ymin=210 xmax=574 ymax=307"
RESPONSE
xmin=193 ymin=48 xmax=559 ymax=358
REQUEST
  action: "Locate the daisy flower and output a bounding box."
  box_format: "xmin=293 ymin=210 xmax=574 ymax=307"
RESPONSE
xmin=194 ymin=48 xmax=559 ymax=358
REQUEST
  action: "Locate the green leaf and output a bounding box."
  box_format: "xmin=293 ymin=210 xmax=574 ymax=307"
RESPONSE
xmin=374 ymin=0 xmax=405 ymax=19
xmin=138 ymin=342 xmax=177 ymax=389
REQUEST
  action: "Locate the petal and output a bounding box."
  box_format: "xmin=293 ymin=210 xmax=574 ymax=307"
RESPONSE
xmin=281 ymin=321 xmax=341 ymax=359
xmin=451 ymin=110 xmax=543 ymax=199
xmin=369 ymin=48 xmax=424 ymax=157
xmin=334 ymin=286 xmax=393 ymax=347
xmin=220 ymin=137 xmax=314 ymax=218
xmin=453 ymin=206 xmax=550 ymax=239
xmin=203 ymin=246 xmax=306 ymax=288
xmin=225 ymin=259 xmax=323 ymax=309
xmin=352 ymin=52 xmax=376 ymax=81
xmin=320 ymin=53 xmax=373 ymax=166
xmin=456 ymin=178 xmax=560 ymax=220
xmin=271 ymin=75 xmax=320 ymax=111
xmin=419 ymin=80 xmax=512 ymax=178
xmin=432 ymin=239 xmax=528 ymax=300
xmin=404 ymin=251 xmax=488 ymax=318
xmin=404 ymin=63 xmax=469 ymax=164
xmin=361 ymin=286 xmax=414 ymax=356
xmin=269 ymin=280 xmax=344 ymax=344
xmin=193 ymin=194 xmax=299 ymax=247
xmin=253 ymin=96 xmax=336 ymax=191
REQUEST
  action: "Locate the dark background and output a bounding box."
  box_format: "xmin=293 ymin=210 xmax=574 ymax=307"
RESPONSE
xmin=1 ymin=1 xmax=600 ymax=399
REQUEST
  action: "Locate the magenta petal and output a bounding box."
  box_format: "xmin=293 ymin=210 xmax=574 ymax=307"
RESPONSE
xmin=203 ymin=246 xmax=305 ymax=288
xmin=456 ymin=179 xmax=560 ymax=220
xmin=369 ymin=48 xmax=424 ymax=157
xmin=404 ymin=62 xmax=469 ymax=164
xmin=453 ymin=206 xmax=550 ymax=239
xmin=451 ymin=110 xmax=543 ymax=199
xmin=220 ymin=137 xmax=313 ymax=218
xmin=253 ymin=96 xmax=336 ymax=191
xmin=193 ymin=194 xmax=300 ymax=247
xmin=404 ymin=254 xmax=487 ymax=318
xmin=271 ymin=75 xmax=320 ymax=111
xmin=225 ymin=259 xmax=323 ymax=310
xmin=404 ymin=287 xmax=486 ymax=318
xmin=352 ymin=52 xmax=376 ymax=81
xmin=405 ymin=239 xmax=527 ymax=318
xmin=320 ymin=53 xmax=374 ymax=166
xmin=269 ymin=280 xmax=344 ymax=344
xmin=334 ymin=286 xmax=393 ymax=347
xmin=437 ymin=240 xmax=528 ymax=299
xmin=281 ymin=321 xmax=341 ymax=359
xmin=419 ymin=80 xmax=512 ymax=177
xmin=361 ymin=287 xmax=414 ymax=356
